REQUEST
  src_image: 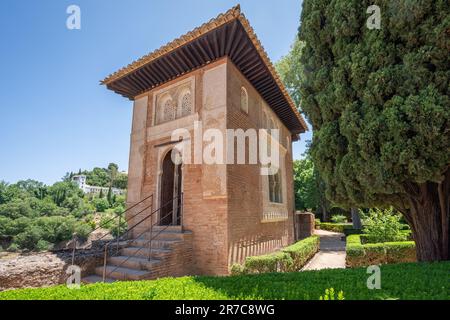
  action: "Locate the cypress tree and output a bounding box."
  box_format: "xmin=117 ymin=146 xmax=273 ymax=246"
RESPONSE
xmin=299 ymin=0 xmax=449 ymax=261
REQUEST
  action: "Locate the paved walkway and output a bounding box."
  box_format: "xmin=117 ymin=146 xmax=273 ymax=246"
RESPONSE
xmin=302 ymin=229 xmax=346 ymax=271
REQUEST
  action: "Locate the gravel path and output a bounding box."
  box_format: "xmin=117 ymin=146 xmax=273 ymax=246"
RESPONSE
xmin=302 ymin=229 xmax=346 ymax=271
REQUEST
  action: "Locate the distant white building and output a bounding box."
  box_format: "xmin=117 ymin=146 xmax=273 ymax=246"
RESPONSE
xmin=71 ymin=175 xmax=125 ymax=195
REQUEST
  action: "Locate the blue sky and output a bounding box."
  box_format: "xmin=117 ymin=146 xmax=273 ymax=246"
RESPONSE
xmin=0 ymin=0 xmax=311 ymax=185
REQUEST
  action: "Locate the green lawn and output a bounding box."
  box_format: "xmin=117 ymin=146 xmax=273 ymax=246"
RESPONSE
xmin=1 ymin=262 xmax=449 ymax=300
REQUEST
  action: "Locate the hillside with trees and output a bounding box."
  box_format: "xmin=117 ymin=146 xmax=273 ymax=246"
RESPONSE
xmin=0 ymin=164 xmax=128 ymax=252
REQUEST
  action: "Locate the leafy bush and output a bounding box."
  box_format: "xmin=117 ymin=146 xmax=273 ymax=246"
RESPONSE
xmin=7 ymin=216 xmax=92 ymax=251
xmin=319 ymin=288 xmax=345 ymax=300
xmin=99 ymin=209 xmax=126 ymax=237
xmin=244 ymin=252 xmax=293 ymax=273
xmin=0 ymin=262 xmax=449 ymax=300
xmin=346 ymin=235 xmax=416 ymax=268
xmin=361 ymin=208 xmax=408 ymax=243
xmin=36 ymin=240 xmax=53 ymax=252
xmin=7 ymin=243 xmax=19 ymax=252
xmin=0 ymin=199 xmax=35 ymax=219
xmin=331 ymin=215 xmax=347 ymax=223
xmin=231 ymin=236 xmax=319 ymax=274
xmin=92 ymin=198 xmax=110 ymax=212
xmin=282 ymin=235 xmax=319 ymax=270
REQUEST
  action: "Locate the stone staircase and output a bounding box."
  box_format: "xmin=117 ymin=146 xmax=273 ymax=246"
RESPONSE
xmin=82 ymin=226 xmax=193 ymax=283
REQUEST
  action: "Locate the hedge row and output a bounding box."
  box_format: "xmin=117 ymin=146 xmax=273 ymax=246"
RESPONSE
xmin=231 ymin=236 xmax=319 ymax=274
xmin=316 ymin=222 xmax=353 ymax=233
xmin=346 ymin=235 xmax=416 ymax=267
xmin=2 ymin=262 xmax=449 ymax=300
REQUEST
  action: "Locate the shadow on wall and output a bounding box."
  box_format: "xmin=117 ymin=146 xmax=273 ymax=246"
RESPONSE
xmin=228 ymin=233 xmax=290 ymax=265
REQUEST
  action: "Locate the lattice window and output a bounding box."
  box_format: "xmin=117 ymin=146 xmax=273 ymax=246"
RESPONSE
xmin=240 ymin=87 xmax=248 ymax=114
xmin=162 ymin=99 xmax=175 ymax=123
xmin=180 ymin=92 xmax=192 ymax=117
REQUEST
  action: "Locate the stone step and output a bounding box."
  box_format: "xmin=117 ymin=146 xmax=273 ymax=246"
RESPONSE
xmin=121 ymin=246 xmax=171 ymax=259
xmin=151 ymin=225 xmax=182 ymax=232
xmin=82 ymin=275 xmax=116 ymax=284
xmin=141 ymin=230 xmax=190 ymax=241
xmin=108 ymin=255 xmax=161 ymax=270
xmin=95 ymin=265 xmax=151 ymax=281
xmin=130 ymin=238 xmax=181 ymax=249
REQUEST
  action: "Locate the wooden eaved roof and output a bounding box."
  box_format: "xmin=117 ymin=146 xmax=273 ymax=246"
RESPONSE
xmin=101 ymin=5 xmax=307 ymax=134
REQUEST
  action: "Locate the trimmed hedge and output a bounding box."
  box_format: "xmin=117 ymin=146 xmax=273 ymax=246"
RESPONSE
xmin=317 ymin=222 xmax=352 ymax=233
xmin=1 ymin=262 xmax=449 ymax=300
xmin=232 ymin=235 xmax=319 ymax=274
xmin=346 ymin=235 xmax=416 ymax=267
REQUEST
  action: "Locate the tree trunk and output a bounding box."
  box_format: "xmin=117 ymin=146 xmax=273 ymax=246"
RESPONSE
xmin=401 ymin=168 xmax=449 ymax=261
xmin=351 ymin=208 xmax=362 ymax=229
xmin=322 ymin=203 xmax=328 ymax=222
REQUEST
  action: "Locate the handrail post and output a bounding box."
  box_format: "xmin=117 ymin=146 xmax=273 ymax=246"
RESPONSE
xmin=116 ymin=213 xmax=121 ymax=254
xmin=71 ymin=232 xmax=77 ymax=266
xmin=148 ymin=204 xmax=153 ymax=262
xmin=102 ymin=243 xmax=108 ymax=282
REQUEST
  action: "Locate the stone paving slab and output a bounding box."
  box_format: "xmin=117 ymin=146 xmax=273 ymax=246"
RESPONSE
xmin=302 ymin=229 xmax=346 ymax=271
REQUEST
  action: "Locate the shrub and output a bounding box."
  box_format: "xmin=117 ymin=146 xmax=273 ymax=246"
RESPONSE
xmin=361 ymin=208 xmax=408 ymax=243
xmin=319 ymin=288 xmax=345 ymax=300
xmin=36 ymin=240 xmax=53 ymax=252
xmin=92 ymin=198 xmax=110 ymax=212
xmin=1 ymin=262 xmax=448 ymax=300
xmin=13 ymin=226 xmax=43 ymax=251
xmin=6 ymin=216 xmax=93 ymax=251
xmin=331 ymin=215 xmax=347 ymax=223
xmin=74 ymin=222 xmax=93 ymax=241
xmin=231 ymin=236 xmax=319 ymax=275
xmin=318 ymin=222 xmax=351 ymax=233
xmin=346 ymin=235 xmax=416 ymax=268
xmin=0 ymin=199 xmax=35 ymax=219
xmin=314 ymin=219 xmax=321 ymax=229
xmin=100 ymin=211 xmax=126 ymax=237
xmin=282 ymin=235 xmax=319 ymax=270
xmin=7 ymin=243 xmax=19 ymax=252
xmin=244 ymin=252 xmax=293 ymax=273
xmin=385 ymin=242 xmax=416 ymax=264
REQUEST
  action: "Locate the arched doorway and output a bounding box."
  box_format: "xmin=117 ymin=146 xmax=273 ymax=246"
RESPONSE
xmin=160 ymin=149 xmax=182 ymax=225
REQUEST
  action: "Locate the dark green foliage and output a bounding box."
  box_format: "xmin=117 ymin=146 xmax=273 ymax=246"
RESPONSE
xmin=346 ymin=234 xmax=416 ymax=267
xmin=293 ymin=158 xmax=319 ymax=211
xmin=361 ymin=207 xmax=408 ymax=243
xmin=317 ymin=222 xmax=352 ymax=233
xmin=299 ymin=0 xmax=449 ymax=207
xmin=0 ymin=262 xmax=448 ymax=300
xmin=298 ymin=0 xmax=450 ymax=260
xmin=232 ymin=236 xmax=319 ymax=274
xmin=10 ymin=216 xmax=92 ymax=251
xmin=0 ymin=167 xmax=123 ymax=252
xmin=92 ymin=197 xmax=110 ymax=212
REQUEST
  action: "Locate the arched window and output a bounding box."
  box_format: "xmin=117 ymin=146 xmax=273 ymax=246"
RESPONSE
xmin=268 ymin=169 xmax=283 ymax=203
xmin=162 ymin=98 xmax=175 ymax=123
xmin=240 ymin=87 xmax=248 ymax=114
xmin=180 ymin=91 xmax=192 ymax=117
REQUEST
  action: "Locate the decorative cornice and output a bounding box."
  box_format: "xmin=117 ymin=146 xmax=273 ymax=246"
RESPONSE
xmin=101 ymin=4 xmax=308 ymax=132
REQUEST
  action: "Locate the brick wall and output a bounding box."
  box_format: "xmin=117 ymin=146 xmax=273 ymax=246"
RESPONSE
xmin=126 ymin=58 xmax=297 ymax=276
xmin=226 ymin=60 xmax=295 ymax=268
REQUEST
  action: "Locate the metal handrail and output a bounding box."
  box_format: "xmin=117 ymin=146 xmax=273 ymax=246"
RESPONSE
xmin=70 ymin=193 xmax=153 ymax=266
xmin=102 ymin=193 xmax=183 ymax=281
